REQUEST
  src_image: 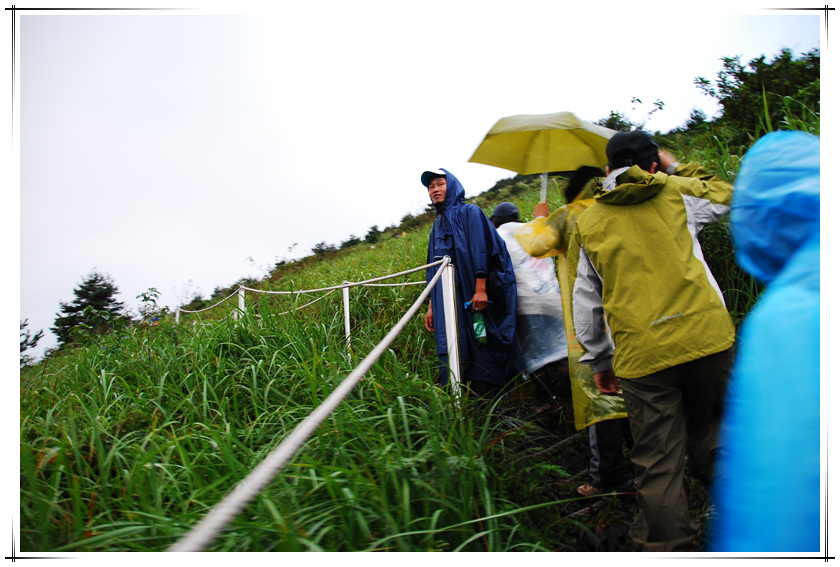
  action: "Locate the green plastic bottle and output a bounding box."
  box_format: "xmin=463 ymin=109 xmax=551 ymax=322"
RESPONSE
xmin=472 ymin=312 xmax=487 ymax=346
xmin=465 ymin=302 xmax=487 ymax=346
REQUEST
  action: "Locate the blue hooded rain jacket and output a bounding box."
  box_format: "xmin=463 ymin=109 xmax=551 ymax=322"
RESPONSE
xmin=711 ymin=131 xmax=820 ymax=552
xmin=424 ymin=169 xmax=525 ymax=388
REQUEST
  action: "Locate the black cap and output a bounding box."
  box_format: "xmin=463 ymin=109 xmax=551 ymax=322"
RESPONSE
xmin=606 ymin=131 xmax=659 ymax=170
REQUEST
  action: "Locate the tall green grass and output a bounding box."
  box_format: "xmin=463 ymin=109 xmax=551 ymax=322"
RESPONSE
xmin=20 ymin=229 xmax=572 ymax=552
xmin=684 ymin=91 xmax=819 ymax=324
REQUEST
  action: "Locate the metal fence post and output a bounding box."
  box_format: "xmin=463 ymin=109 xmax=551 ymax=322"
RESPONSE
xmin=440 ymin=257 xmax=462 ymax=397
xmin=342 ymin=283 xmax=351 ymax=352
xmin=237 ymin=286 xmax=246 ymax=320
xmin=175 ymin=309 xmax=180 ymax=325
xmin=540 ymin=172 xmax=548 ymax=202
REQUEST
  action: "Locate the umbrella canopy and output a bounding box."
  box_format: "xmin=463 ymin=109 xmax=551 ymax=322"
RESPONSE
xmin=468 ymin=111 xmax=617 ymax=175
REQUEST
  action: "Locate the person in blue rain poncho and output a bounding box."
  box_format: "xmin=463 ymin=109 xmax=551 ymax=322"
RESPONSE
xmin=422 ymin=168 xmax=525 ymax=398
xmin=710 ymin=131 xmax=820 ymax=552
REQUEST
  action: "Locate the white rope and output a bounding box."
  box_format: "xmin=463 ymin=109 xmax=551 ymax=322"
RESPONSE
xmin=178 ymin=261 xmax=441 ymax=322
xmin=258 ymin=288 xmax=340 ymax=318
xmin=168 ymin=256 xmax=451 ymax=552
xmin=360 ymin=281 xmax=426 ymax=287
xmin=178 ymin=289 xmax=240 ymax=314
xmin=240 ymin=259 xmax=444 ymax=295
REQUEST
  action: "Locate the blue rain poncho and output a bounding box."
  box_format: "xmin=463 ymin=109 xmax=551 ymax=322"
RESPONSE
xmin=424 ymin=169 xmax=525 ymax=388
xmin=711 ymin=131 xmax=820 ymax=552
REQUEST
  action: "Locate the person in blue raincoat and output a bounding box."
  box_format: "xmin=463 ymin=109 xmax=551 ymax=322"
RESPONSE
xmin=711 ymin=131 xmax=820 ymax=552
xmin=421 ymin=168 xmax=525 ymax=398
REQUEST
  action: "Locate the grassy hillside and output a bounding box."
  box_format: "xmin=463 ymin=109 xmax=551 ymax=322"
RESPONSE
xmin=21 ymin=49 xmax=819 ymax=551
xmin=16 ymin=171 xmax=729 ymax=552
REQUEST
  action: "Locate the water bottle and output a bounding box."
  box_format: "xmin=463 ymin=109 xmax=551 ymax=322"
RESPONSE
xmin=464 ymin=302 xmax=487 ymax=346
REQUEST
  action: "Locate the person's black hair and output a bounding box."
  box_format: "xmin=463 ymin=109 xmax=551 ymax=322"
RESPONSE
xmin=606 ymin=131 xmax=659 ymax=172
xmin=564 ymin=166 xmax=605 ymax=203
xmin=610 ymin=149 xmax=658 ymax=172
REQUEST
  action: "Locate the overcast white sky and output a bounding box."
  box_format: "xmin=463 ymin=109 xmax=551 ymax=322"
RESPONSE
xmin=9 ymin=1 xmax=827 ymax=359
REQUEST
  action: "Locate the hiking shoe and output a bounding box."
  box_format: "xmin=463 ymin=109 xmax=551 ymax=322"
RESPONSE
xmin=535 ymin=403 xmax=563 ymax=416
xmin=535 ymin=403 xmax=553 ymax=414
xmin=577 ymin=478 xmax=636 ymax=497
xmin=576 ymin=483 xmax=604 ymax=497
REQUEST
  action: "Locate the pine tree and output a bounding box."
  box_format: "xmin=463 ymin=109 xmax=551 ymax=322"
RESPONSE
xmin=20 ymin=319 xmax=44 ymax=367
xmin=51 ymin=270 xmax=128 ymax=348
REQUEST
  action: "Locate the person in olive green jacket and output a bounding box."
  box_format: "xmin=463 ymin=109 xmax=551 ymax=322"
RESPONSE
xmin=570 ymin=130 xmax=735 ymax=551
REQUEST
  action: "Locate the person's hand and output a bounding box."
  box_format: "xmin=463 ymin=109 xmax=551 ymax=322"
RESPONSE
xmin=471 ymin=278 xmax=488 ymax=311
xmin=424 ymin=303 xmax=434 ymax=332
xmin=594 ymin=369 xmax=619 ymax=395
xmin=657 ymin=150 xmax=677 ymax=173
xmin=470 ymin=289 xmax=488 ymax=311
xmin=533 ymin=202 xmax=549 ymax=218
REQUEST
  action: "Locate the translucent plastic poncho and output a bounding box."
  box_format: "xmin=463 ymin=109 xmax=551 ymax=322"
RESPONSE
xmin=515 ymin=195 xmax=628 ymax=430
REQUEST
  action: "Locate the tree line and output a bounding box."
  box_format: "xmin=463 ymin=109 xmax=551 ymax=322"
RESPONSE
xmin=20 ymin=270 xmax=169 ymax=366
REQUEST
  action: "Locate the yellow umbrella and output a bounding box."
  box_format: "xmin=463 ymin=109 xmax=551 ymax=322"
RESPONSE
xmin=469 ymin=111 xmax=616 ymax=201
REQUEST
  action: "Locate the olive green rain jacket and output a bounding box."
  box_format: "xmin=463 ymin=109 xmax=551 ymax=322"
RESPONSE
xmin=514 ymin=183 xmax=628 ymax=431
xmin=570 ymin=163 xmax=736 ymax=379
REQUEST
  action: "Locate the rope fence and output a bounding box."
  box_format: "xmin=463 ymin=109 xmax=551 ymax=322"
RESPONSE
xmin=358 ymin=281 xmax=427 ymax=287
xmin=175 ymin=261 xmax=440 ymax=347
xmin=256 ymin=288 xmax=341 ymax=318
xmin=175 ymin=288 xmax=240 ymax=319
xmin=168 ymin=257 xmax=458 ymax=552
xmin=238 ymin=260 xmax=436 ymax=295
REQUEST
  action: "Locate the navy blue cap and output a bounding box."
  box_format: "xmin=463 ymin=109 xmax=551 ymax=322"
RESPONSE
xmin=421 ymin=169 xmax=446 ymax=187
xmin=491 ymin=202 xmax=519 ymax=219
